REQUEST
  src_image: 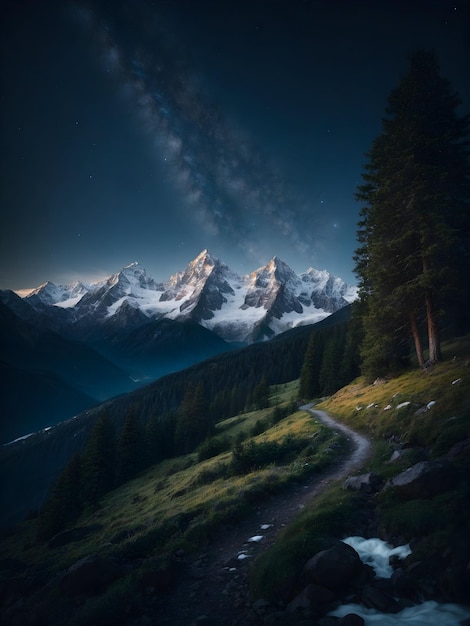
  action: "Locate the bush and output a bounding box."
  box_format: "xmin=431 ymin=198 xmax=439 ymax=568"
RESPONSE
xmin=231 ymin=436 xmax=312 ymax=474
xmin=197 ymin=435 xmax=232 ymax=461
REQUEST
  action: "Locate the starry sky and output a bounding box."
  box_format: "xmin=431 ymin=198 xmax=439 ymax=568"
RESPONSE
xmin=1 ymin=0 xmax=469 ymax=292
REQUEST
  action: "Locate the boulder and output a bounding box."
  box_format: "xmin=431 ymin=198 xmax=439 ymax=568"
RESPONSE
xmin=361 ymin=584 xmax=401 ymax=613
xmin=59 ymin=555 xmax=123 ymax=597
xmin=383 ymin=459 xmax=457 ymax=499
xmin=338 ymin=615 xmax=365 ymax=626
xmin=445 ymin=438 xmax=470 ymax=462
xmin=286 ymin=583 xmax=335 ymax=613
xmin=304 ymin=542 xmax=362 ymax=590
xmin=343 ymin=472 xmax=382 ymax=492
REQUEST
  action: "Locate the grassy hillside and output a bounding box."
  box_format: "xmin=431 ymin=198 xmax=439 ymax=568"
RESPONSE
xmin=250 ymin=335 xmax=470 ymax=602
xmin=2 ymin=337 xmax=469 ymax=624
xmin=0 ymin=380 xmax=351 ymax=625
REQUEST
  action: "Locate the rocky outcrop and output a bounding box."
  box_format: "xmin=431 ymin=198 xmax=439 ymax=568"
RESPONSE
xmin=383 ymin=459 xmax=458 ymax=499
xmin=343 ymin=472 xmax=382 ymax=493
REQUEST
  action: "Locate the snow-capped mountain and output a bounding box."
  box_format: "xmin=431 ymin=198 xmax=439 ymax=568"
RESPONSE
xmin=22 ymin=250 xmax=357 ymax=343
xmin=26 ymin=280 xmax=91 ymax=309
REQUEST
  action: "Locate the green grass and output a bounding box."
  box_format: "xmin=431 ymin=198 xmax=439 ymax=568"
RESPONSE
xmin=3 ymin=345 xmax=470 ymax=614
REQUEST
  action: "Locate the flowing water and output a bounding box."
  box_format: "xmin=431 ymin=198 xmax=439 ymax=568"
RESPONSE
xmin=329 ymin=536 xmax=470 ymax=625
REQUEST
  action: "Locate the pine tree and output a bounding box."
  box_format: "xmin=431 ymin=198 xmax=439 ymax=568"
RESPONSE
xmin=253 ymin=377 xmax=270 ymax=409
xmin=175 ymin=383 xmax=211 ymax=453
xmin=355 ymin=50 xmax=469 ymax=373
xmin=80 ymin=413 xmax=116 ymax=506
xmin=116 ymin=409 xmax=144 ymax=484
xmin=37 ymin=453 xmax=83 ymax=540
xmin=299 ymin=332 xmax=323 ymax=399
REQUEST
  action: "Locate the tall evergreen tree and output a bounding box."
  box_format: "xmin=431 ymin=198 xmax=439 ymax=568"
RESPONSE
xmin=299 ymin=332 xmax=323 ymax=399
xmin=252 ymin=377 xmax=270 ymax=409
xmin=355 ymin=50 xmax=469 ymax=374
xmin=175 ymin=383 xmax=211 ymax=453
xmin=37 ymin=453 xmax=83 ymax=540
xmin=80 ymin=413 xmax=116 ymax=505
xmin=116 ymin=409 xmax=144 ymax=484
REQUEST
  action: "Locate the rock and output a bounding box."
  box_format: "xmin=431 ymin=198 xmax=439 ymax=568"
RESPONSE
xmin=59 ymin=554 xmax=123 ymax=597
xmin=391 ymin=568 xmax=417 ymax=599
xmin=286 ymin=583 xmax=335 ymax=613
xmin=304 ymin=542 xmax=362 ymax=590
xmin=343 ymin=472 xmax=382 ymax=492
xmin=387 ymin=448 xmax=426 ymax=464
xmin=338 ymin=615 xmax=365 ymax=626
xmin=383 ymin=459 xmax=457 ymax=499
xmin=361 ymin=584 xmax=401 ymax=613
xmin=445 ymin=438 xmax=470 ymax=462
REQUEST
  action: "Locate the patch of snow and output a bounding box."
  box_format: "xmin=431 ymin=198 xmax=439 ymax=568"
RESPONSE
xmin=383 ymin=404 xmax=392 ymax=411
xmin=451 ymin=378 xmax=462 ymax=385
xmin=427 ymin=401 xmax=436 ymax=410
xmin=2 ymin=432 xmax=34 ymax=446
xmin=247 ymin=535 xmax=264 ymax=543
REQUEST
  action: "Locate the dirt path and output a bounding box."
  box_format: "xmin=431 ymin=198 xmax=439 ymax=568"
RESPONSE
xmin=154 ymin=406 xmax=372 ymax=626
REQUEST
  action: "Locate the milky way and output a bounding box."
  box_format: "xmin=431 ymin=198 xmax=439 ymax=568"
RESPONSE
xmin=70 ymin=1 xmax=313 ymax=265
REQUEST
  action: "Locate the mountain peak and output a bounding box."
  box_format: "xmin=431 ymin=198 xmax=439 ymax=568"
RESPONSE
xmin=192 ymin=249 xmax=220 ymax=267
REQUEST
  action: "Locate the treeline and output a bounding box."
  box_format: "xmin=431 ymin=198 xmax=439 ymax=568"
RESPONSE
xmin=299 ymin=315 xmax=362 ymax=399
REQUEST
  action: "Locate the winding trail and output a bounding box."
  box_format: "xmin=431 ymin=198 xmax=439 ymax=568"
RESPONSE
xmin=155 ymin=405 xmax=372 ymax=626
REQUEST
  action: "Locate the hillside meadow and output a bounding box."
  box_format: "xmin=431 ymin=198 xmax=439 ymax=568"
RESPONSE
xmin=1 ymin=337 xmax=469 ymax=624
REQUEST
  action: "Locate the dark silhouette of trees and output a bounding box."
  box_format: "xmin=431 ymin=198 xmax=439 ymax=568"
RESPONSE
xmin=252 ymin=377 xmax=270 ymax=409
xmin=80 ymin=413 xmax=116 ymax=505
xmin=175 ymin=383 xmax=212 ymax=453
xmin=37 ymin=453 xmax=82 ymax=540
xmin=299 ymin=332 xmax=324 ymax=399
xmin=355 ymin=50 xmax=469 ymax=377
xmin=116 ymin=408 xmax=144 ymax=484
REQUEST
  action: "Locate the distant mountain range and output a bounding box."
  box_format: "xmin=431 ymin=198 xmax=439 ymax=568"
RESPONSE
xmin=18 ymin=249 xmax=357 ymax=342
xmin=0 ymin=250 xmax=356 ymax=443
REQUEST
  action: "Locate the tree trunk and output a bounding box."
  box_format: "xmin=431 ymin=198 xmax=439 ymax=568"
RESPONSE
xmin=421 ymin=255 xmax=442 ymax=364
xmin=425 ymin=290 xmax=441 ymax=363
xmin=409 ymin=313 xmax=425 ymax=368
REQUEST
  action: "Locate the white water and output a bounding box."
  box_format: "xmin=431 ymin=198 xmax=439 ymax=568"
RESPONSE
xmin=330 ymin=601 xmax=470 ymax=625
xmin=328 ymin=537 xmax=470 ymax=625
xmin=343 ymin=536 xmax=411 ymax=578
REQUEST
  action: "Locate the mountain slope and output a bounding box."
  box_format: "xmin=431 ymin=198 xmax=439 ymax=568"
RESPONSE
xmin=0 ymin=301 xmax=137 ymax=443
xmin=0 ymin=361 xmax=96 ymax=444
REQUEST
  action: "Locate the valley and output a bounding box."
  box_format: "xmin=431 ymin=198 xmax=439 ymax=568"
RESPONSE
xmin=0 ymin=249 xmax=356 ymax=444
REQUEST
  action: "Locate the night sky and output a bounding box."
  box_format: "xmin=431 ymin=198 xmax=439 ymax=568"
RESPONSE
xmin=1 ymin=0 xmax=469 ymax=292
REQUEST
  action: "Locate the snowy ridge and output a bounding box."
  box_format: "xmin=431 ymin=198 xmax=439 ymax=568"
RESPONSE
xmin=23 ymin=250 xmax=357 ymax=343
